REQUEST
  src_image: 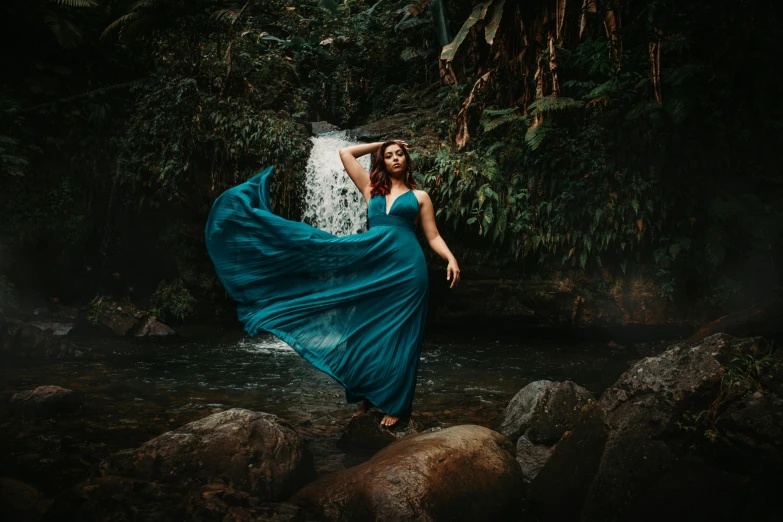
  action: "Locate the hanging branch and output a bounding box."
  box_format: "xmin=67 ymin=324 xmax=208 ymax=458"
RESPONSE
xmin=603 ymin=0 xmax=622 ymax=70
xmin=218 ymin=1 xmax=252 ymax=100
xmin=649 ymin=28 xmax=663 ymax=104
xmin=549 ymin=35 xmax=560 ymax=97
xmin=555 ymin=0 xmax=567 ymax=41
xmin=579 ymin=0 xmax=596 ymax=40
xmin=455 ymin=70 xmax=494 ymax=149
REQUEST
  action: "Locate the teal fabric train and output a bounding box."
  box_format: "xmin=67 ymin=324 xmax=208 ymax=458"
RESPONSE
xmin=205 ymin=167 xmax=429 ymax=416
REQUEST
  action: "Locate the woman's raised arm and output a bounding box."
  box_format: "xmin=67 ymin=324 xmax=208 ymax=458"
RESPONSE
xmin=339 ymin=142 xmax=381 ymax=202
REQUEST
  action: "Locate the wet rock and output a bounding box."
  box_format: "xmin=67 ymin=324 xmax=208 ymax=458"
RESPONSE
xmin=100 ymin=408 xmax=315 ymax=502
xmin=0 ymin=478 xmax=50 ymax=522
xmin=339 ymin=411 xmax=423 ymax=451
xmin=72 ymin=297 xmax=175 ymax=337
xmin=10 ymin=385 xmax=84 ymax=418
xmin=291 ymin=425 xmax=524 ymax=521
xmin=427 ymin=267 xmax=696 ymax=331
xmin=310 ymin=121 xmax=340 ymax=135
xmin=714 ymin=389 xmax=783 ymax=470
xmin=516 ymin=436 xmax=554 ymax=484
xmin=47 ymin=476 xmax=307 ymax=522
xmin=0 ymin=319 xmax=88 ymax=359
xmin=351 ymin=109 xmax=431 ymax=142
xmin=499 ymin=379 xmax=594 ymax=445
xmin=131 ymin=314 xmax=176 ymax=337
xmin=45 ymin=476 xmax=181 ymax=522
xmin=529 ymin=334 xmax=782 ymax=522
xmin=188 ymin=484 xmax=306 ymax=521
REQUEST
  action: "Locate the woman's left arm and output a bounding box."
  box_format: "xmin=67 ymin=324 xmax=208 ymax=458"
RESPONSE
xmin=417 ymin=191 xmax=461 ymax=288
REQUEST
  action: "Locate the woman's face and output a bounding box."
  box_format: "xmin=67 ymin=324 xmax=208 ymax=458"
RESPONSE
xmin=383 ymin=144 xmax=406 ymax=176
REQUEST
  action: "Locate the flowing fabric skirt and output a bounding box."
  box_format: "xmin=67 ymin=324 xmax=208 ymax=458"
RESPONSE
xmin=205 ymin=167 xmax=429 ymax=416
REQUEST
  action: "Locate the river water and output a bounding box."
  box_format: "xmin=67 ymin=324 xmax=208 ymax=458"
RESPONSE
xmin=0 ymin=326 xmax=645 ymax=495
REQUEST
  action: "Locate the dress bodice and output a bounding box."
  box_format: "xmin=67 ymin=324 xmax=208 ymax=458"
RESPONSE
xmin=367 ymin=190 xmax=419 ymax=230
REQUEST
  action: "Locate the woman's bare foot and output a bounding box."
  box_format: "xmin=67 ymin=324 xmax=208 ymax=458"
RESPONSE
xmin=351 ymin=399 xmax=369 ymax=418
xmin=380 ymin=414 xmax=399 ymax=427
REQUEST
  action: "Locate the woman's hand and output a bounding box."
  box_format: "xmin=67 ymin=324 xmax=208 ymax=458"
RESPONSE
xmin=446 ymin=260 xmax=461 ymax=288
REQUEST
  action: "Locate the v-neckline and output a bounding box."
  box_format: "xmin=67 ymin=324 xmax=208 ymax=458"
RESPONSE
xmin=385 ymin=189 xmax=411 ymax=215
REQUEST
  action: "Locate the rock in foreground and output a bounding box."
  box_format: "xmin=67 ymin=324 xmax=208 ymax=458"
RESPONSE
xmin=530 ymin=334 xmax=783 ymax=522
xmin=1 ymin=319 xmax=88 ymax=359
xmin=292 ymin=425 xmax=523 ymax=521
xmin=499 ymin=379 xmax=594 ymax=445
xmin=10 ymin=385 xmax=84 ymax=418
xmin=100 ymin=409 xmax=315 ymax=502
xmin=0 ymin=478 xmax=50 ymax=522
xmin=73 ymin=297 xmax=175 ymax=337
xmin=515 ymin=436 xmax=554 ymax=484
xmin=339 ymin=411 xmax=422 ymax=451
xmin=47 ymin=476 xmax=307 ymax=522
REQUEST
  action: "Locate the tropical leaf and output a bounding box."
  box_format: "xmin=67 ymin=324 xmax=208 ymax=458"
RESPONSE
xmin=365 ymin=0 xmax=387 ymax=16
xmin=320 ymin=0 xmax=339 ymax=14
xmin=524 ymin=118 xmax=552 ymax=150
xmin=480 ymin=108 xmax=527 ymax=132
xmin=528 ymin=96 xmax=585 ymax=116
xmin=484 ymin=0 xmax=505 ymax=45
xmin=431 ymin=0 xmax=451 ymax=47
xmin=100 ymin=12 xmax=140 ymax=41
xmin=396 ymin=17 xmax=429 ymax=31
xmin=47 ymin=0 xmax=97 ymax=6
xmin=42 ymin=9 xmax=83 ymax=49
xmin=440 ymin=1 xmax=493 ymax=61
xmin=210 ymin=9 xmax=242 ymax=24
xmin=400 ymin=47 xmax=424 ymax=61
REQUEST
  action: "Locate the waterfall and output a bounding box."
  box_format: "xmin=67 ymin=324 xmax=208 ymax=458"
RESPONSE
xmin=302 ymin=131 xmax=369 ymax=236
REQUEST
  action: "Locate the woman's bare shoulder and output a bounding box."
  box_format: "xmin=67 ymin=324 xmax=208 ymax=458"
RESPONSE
xmin=413 ymin=189 xmax=431 ymax=203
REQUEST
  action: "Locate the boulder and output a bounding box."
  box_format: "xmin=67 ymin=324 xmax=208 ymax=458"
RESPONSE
xmin=499 ymin=379 xmax=594 ymax=445
xmin=291 ymin=425 xmax=524 ymax=521
xmin=73 ymin=297 xmax=175 ymax=337
xmin=10 ymin=385 xmax=84 ymax=418
xmin=0 ymin=319 xmax=88 ymax=359
xmin=99 ymin=409 xmax=315 ymax=502
xmin=339 ymin=411 xmax=423 ymax=451
xmin=515 ymin=436 xmax=554 ymax=484
xmin=131 ymin=315 xmax=176 ymax=337
xmin=529 ymin=334 xmax=782 ymax=522
xmin=47 ymin=476 xmax=307 ymax=522
xmin=310 ymin=121 xmax=340 ymax=135
xmin=0 ymin=478 xmax=50 ymax=522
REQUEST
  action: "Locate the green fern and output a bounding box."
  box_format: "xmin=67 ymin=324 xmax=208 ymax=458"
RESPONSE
xmin=42 ymin=9 xmax=83 ymax=49
xmin=528 ymin=96 xmax=585 ymax=117
xmin=524 ymin=119 xmax=552 ymax=150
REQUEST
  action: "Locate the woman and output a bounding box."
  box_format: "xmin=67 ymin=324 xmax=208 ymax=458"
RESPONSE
xmin=205 ymin=140 xmax=460 ymax=427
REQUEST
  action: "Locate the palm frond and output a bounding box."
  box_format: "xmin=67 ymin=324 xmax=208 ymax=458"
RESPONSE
xmin=400 ymin=47 xmax=424 ymax=61
xmin=210 ymin=8 xmax=242 ymax=25
xmin=47 ymin=0 xmax=98 ymax=7
xmin=101 ymin=12 xmax=140 ymax=40
xmin=43 ymin=9 xmax=83 ymax=49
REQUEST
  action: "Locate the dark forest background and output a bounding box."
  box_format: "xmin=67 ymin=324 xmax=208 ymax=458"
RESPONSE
xmin=1 ymin=0 xmax=782 ymax=325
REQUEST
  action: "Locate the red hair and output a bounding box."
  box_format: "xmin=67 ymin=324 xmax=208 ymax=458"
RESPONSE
xmin=369 ymin=140 xmax=417 ymax=196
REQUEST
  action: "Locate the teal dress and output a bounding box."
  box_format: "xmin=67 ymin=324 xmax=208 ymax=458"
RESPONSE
xmin=205 ymin=167 xmax=429 ymax=416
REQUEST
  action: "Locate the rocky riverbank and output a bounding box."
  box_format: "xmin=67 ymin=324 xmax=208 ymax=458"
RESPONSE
xmin=1 ymin=331 xmax=780 ymax=521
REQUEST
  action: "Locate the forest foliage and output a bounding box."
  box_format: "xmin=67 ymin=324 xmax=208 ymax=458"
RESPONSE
xmin=1 ymin=0 xmax=782 ymax=319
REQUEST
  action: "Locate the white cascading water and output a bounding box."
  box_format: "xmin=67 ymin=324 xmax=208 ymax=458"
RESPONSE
xmin=302 ymin=131 xmax=370 ymax=236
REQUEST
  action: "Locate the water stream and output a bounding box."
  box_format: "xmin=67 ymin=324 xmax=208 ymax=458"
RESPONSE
xmin=0 ymin=329 xmax=639 ymax=494
xmin=302 ymin=131 xmax=369 ymax=235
